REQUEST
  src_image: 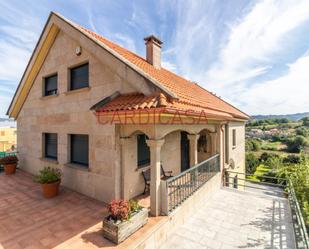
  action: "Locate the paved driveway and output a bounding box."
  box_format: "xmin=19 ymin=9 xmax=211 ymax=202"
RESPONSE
xmin=160 ymin=188 xmax=295 ymax=249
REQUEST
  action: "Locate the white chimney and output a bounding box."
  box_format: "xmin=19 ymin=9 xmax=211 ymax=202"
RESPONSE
xmin=144 ymin=35 xmax=163 ymax=69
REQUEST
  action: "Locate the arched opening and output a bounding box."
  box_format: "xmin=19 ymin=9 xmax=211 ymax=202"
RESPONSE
xmin=197 ymin=129 xmax=212 ymax=163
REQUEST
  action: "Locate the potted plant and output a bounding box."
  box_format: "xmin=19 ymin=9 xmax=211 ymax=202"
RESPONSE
xmin=103 ymin=199 xmax=148 ymax=244
xmin=0 ymin=155 xmax=18 ymax=175
xmin=34 ymin=167 xmax=61 ymax=198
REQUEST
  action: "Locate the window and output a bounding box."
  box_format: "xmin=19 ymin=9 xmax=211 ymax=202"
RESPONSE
xmin=44 ymin=74 xmax=58 ymax=96
xmin=70 ymin=134 xmax=89 ymax=166
xmin=198 ymin=135 xmax=207 ymax=153
xmin=232 ymin=129 xmax=236 ymax=147
xmin=44 ymin=133 xmax=57 ymax=160
xmin=1 ymin=131 xmax=5 ymax=136
xmin=137 ymin=134 xmax=150 ymax=167
xmin=70 ymin=63 xmax=89 ymax=90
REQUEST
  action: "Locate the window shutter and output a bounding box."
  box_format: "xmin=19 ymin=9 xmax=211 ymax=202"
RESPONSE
xmin=45 ymin=133 xmax=57 ymax=159
xmin=45 ymin=75 xmax=57 ymax=96
xmin=71 ymin=135 xmax=89 ymax=166
xmin=70 ymin=64 xmax=89 ymax=90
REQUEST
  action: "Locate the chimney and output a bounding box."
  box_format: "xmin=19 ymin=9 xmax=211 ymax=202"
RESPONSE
xmin=144 ymin=35 xmax=163 ymax=69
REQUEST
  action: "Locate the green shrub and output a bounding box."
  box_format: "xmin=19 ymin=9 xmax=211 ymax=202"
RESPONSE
xmin=283 ymin=154 xmax=300 ymax=164
xmin=295 ymin=127 xmax=308 ymax=137
xmin=286 ymin=135 xmax=308 ymax=153
xmin=246 ymin=153 xmax=259 ymax=174
xmin=289 ymin=155 xmax=309 ymax=230
xmin=301 ymin=117 xmax=309 ymax=127
xmin=34 ymin=167 xmax=61 ymax=184
xmin=129 ymin=200 xmax=142 ymax=214
xmin=245 ymin=139 xmax=261 ymax=152
xmin=260 ymin=152 xmax=279 ymax=162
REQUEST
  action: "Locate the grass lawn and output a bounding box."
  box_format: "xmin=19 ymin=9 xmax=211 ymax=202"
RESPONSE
xmin=261 ymin=140 xmax=284 ymax=151
xmin=246 ymin=164 xmax=272 ymax=182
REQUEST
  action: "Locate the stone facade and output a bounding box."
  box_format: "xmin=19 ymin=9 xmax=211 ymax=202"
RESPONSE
xmin=16 ymin=28 xmax=154 ymax=202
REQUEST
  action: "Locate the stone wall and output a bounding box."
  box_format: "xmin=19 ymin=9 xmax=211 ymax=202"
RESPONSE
xmin=226 ymin=122 xmax=246 ymax=188
xmin=17 ymin=29 xmax=154 ymax=203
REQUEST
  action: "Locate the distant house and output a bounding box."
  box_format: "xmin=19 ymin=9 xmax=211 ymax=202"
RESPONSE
xmin=7 ymin=12 xmax=249 ymax=216
xmin=0 ymin=127 xmax=17 ymax=152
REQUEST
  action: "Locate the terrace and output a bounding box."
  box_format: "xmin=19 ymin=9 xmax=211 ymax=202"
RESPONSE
xmin=0 ymin=159 xmax=307 ymax=249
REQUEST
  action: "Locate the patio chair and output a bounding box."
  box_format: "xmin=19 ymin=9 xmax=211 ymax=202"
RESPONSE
xmin=141 ymin=165 xmax=173 ymax=194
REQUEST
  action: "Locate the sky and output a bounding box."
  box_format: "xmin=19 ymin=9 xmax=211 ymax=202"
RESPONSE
xmin=1 ymin=0 xmax=309 ymax=118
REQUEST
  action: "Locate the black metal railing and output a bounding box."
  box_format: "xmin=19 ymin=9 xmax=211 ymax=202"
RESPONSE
xmin=164 ymin=154 xmax=220 ymax=214
xmin=224 ymin=170 xmax=309 ymax=249
xmin=224 ymin=170 xmax=288 ymax=195
xmin=288 ymin=180 xmax=309 ymax=249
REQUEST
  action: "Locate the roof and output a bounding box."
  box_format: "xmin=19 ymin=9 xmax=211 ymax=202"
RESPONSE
xmin=79 ymin=27 xmax=249 ymax=120
xmin=7 ymin=12 xmax=249 ymax=121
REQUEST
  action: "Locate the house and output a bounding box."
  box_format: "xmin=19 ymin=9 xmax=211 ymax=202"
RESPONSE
xmin=0 ymin=127 xmax=17 ymax=152
xmin=7 ymin=12 xmax=249 ymax=217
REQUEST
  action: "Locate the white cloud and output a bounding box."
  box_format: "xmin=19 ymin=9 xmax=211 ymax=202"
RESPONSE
xmin=162 ymin=60 xmax=177 ymax=71
xmin=205 ymin=0 xmax=309 ymax=88
xmin=0 ymin=94 xmax=12 ymax=118
xmin=234 ymin=54 xmax=309 ymax=114
xmin=113 ymin=33 xmax=137 ymax=53
xmin=0 ymin=41 xmax=31 ymax=82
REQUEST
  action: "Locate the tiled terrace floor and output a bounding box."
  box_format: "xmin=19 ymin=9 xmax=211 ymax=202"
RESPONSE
xmin=160 ymin=188 xmax=296 ymax=249
xmin=0 ymin=170 xmax=163 ymax=249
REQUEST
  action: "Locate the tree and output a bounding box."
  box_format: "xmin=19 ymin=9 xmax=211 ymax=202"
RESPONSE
xmin=286 ymin=135 xmax=308 ymax=153
xmin=246 ymin=153 xmax=259 ymax=174
xmin=301 ymin=117 xmax=309 ymax=127
xmin=245 ymin=139 xmax=261 ymax=152
xmin=295 ymin=127 xmax=308 ymax=137
xmin=251 ymin=140 xmax=261 ymax=151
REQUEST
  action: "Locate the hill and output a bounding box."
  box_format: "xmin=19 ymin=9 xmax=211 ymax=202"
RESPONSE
xmin=251 ymin=112 xmax=309 ymax=121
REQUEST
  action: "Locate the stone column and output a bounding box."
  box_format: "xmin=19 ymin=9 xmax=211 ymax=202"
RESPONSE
xmin=216 ymin=125 xmax=224 ymax=171
xmin=120 ymin=137 xmax=131 ymax=200
xmin=209 ymin=132 xmax=217 ymax=155
xmin=187 ymin=134 xmax=200 ymax=167
xmin=146 ymin=139 xmax=165 ymax=216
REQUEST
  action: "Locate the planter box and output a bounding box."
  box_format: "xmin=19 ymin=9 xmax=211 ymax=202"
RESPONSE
xmin=103 ymin=208 xmax=148 ymax=244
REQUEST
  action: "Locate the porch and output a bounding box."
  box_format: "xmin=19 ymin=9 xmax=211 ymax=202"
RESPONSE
xmin=119 ymin=123 xmax=224 ymax=216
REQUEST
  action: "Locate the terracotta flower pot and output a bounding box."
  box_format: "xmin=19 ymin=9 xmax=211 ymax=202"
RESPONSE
xmin=4 ymin=163 xmax=17 ymax=175
xmin=41 ymin=181 xmax=60 ymax=198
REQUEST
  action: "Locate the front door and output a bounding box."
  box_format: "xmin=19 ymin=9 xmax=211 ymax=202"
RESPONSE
xmin=181 ymin=132 xmax=190 ymax=172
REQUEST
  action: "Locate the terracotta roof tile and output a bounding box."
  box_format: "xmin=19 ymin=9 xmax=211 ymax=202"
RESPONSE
xmin=79 ymin=26 xmax=249 ymax=120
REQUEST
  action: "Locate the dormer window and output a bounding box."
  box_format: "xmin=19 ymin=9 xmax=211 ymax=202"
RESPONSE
xmin=44 ymin=74 xmax=58 ymax=96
